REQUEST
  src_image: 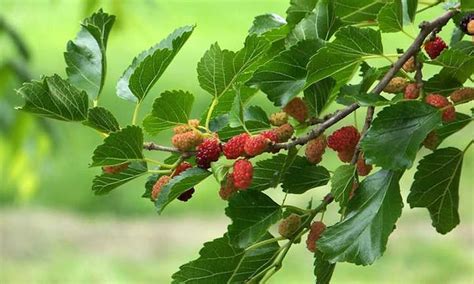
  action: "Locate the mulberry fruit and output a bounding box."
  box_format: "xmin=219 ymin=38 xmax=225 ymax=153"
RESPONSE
xmin=278 ymin=214 xmax=302 ymax=238
xmin=232 ymin=159 xmax=253 ymax=190
xmin=402 ymin=56 xmax=417 ymax=73
xmin=172 ymin=130 xmax=203 ymax=151
xmin=223 ymin=133 xmax=250 ymax=159
xmin=404 ymin=83 xmax=420 ymax=100
xmin=172 ymin=161 xmax=193 ymax=177
xmin=173 ymin=124 xmax=193 ymax=134
xmin=261 ymin=130 xmax=279 ymax=143
xmin=274 ymin=123 xmax=294 ymax=142
xmin=356 ymin=155 xmax=372 ymax=176
xmin=424 ymin=36 xmax=447 ymax=59
xmin=196 ymin=138 xmax=221 ymax=169
xmin=269 ymin=112 xmax=289 ymax=126
xmin=219 ymin=173 xmax=238 ymax=200
xmin=327 ymin=126 xmax=360 ymax=153
xmin=244 ymin=135 xmax=269 ymax=157
xmin=177 ymin=188 xmax=195 ymax=202
xmin=305 ymin=135 xmax=327 ymax=164
xmin=306 ymin=221 xmax=326 ymax=253
xmin=337 ymin=149 xmax=355 ymax=163
xmin=460 ymin=13 xmax=474 ymax=35
xmin=450 ymin=87 xmax=474 ymax=104
xmin=383 ymin=77 xmax=408 ymax=94
xmin=188 ymin=119 xmax=200 ymax=128
xmin=283 ymin=98 xmax=308 ymax=123
xmin=102 ymin=162 xmax=129 ymax=174
xmin=423 ymin=131 xmax=439 ymax=150
xmin=151 ymin=175 xmax=171 ymax=201
xmin=425 ymin=93 xmax=456 ymax=122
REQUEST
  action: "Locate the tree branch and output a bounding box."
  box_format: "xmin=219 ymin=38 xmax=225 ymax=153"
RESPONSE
xmin=272 ymin=7 xmax=458 ymax=152
xmin=143 ymin=142 xmax=195 ymax=157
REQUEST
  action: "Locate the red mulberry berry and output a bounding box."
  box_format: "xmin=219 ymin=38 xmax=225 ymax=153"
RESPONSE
xmin=306 ymin=221 xmax=326 ymax=253
xmin=424 ymin=36 xmax=447 ymax=59
xmin=172 ymin=131 xmax=203 ymax=151
xmin=269 ymin=112 xmax=288 ymax=126
xmin=102 ymin=162 xmax=129 ymax=174
xmin=278 ymin=214 xmax=302 ymax=238
xmin=151 ymin=175 xmax=171 ymax=201
xmin=274 ymin=123 xmax=294 ymax=142
xmin=357 ymin=155 xmax=372 ymax=176
xmin=177 ymin=188 xmax=195 ymax=202
xmin=460 ymin=13 xmax=474 ymax=35
xmin=337 ymin=149 xmax=355 ymax=163
xmin=196 ymin=138 xmax=221 ymax=169
xmin=423 ymin=131 xmax=439 ymax=150
xmin=404 ymin=83 xmax=420 ymax=100
xmin=327 ymin=126 xmax=360 ymax=153
xmin=450 ymin=87 xmax=474 ymax=104
xmin=219 ymin=173 xmax=238 ymax=200
xmin=172 ymin=161 xmax=193 ymax=177
xmin=232 ymin=159 xmax=253 ymax=190
xmin=402 ymin=56 xmax=417 ymax=73
xmin=223 ymin=133 xmax=250 ymax=159
xmin=261 ymin=130 xmax=279 ymax=143
xmin=425 ymin=93 xmax=456 ymax=122
xmin=244 ymin=135 xmax=269 ymax=157
xmin=383 ymin=77 xmax=408 ymax=94
xmin=283 ymin=98 xmax=308 ymax=123
xmin=305 ymin=135 xmax=327 ymax=164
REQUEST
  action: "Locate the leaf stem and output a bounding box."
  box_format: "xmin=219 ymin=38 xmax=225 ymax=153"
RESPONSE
xmin=281 ymin=205 xmax=310 ymax=214
xmin=205 ymin=97 xmax=219 ymax=129
xmin=463 ymin=140 xmax=474 ymax=154
xmin=417 ymin=0 xmax=443 ymax=14
xmin=144 ymin=158 xmax=175 ymax=169
xmin=148 ymin=169 xmax=172 ymax=174
xmin=245 ymin=236 xmax=285 ymax=252
xmin=132 ymin=103 xmax=141 ymax=125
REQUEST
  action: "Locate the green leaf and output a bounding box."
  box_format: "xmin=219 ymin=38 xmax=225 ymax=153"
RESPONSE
xmin=248 ymin=149 xmax=299 ymax=191
xmin=16 ymin=74 xmax=89 ymax=121
xmin=428 ymin=41 xmax=474 ymax=83
xmin=377 ymin=0 xmax=403 ymax=33
xmin=335 ymin=0 xmax=387 ymax=24
xmin=331 ymin=165 xmax=356 ymax=208
xmin=117 ymin=25 xmax=194 ymax=102
xmin=83 ymin=106 xmax=120 ymax=133
xmin=361 ymin=101 xmax=442 ymax=170
xmin=248 ymin=39 xmax=324 ymax=106
xmin=282 ymin=159 xmax=330 ymax=194
xmin=155 ymin=168 xmax=211 ymax=214
xmin=142 ymin=90 xmax=194 ymax=135
xmin=402 ymin=0 xmax=418 ymax=23
xmin=450 ymin=27 xmax=465 ymax=46
xmin=424 ymin=74 xmax=463 ymax=96
xmin=286 ymin=0 xmax=342 ymax=45
xmin=91 ymin=125 xmax=144 ymax=167
xmin=318 ymin=170 xmax=403 ymax=265
xmin=65 ymin=9 xmax=115 ymax=99
xmin=338 ymin=91 xmax=390 ymax=107
xmin=314 ymin=251 xmax=336 ymax=284
xmin=172 ymin=233 xmax=280 ymax=283
xmin=92 ymin=161 xmax=147 ymax=195
xmin=434 ymin=113 xmax=472 ymax=148
xmin=304 ymin=78 xmax=336 ymax=117
xmin=408 ymin=148 xmax=464 ymax=234
xmin=461 ymin=0 xmax=474 ymax=10
xmin=226 ymin=191 xmax=282 ymax=248
xmin=228 ymin=90 xmax=246 ymax=128
xmin=306 ymin=26 xmax=383 ymax=87
xmin=197 ymin=35 xmax=270 ymax=98
xmin=249 ymin=13 xmax=287 ymax=36
xmin=286 ymin=0 xmax=318 ymax=26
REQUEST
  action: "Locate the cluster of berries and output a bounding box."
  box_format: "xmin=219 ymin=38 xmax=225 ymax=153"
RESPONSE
xmin=459 ymin=13 xmax=474 ymax=36
xmin=422 ymin=88 xmax=474 ymax=150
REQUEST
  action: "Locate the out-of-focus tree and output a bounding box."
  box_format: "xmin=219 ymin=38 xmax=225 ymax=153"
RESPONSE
xmin=0 ymin=18 xmax=57 ymax=202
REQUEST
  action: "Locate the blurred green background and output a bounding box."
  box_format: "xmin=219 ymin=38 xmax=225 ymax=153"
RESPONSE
xmin=0 ymin=0 xmax=473 ymax=283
